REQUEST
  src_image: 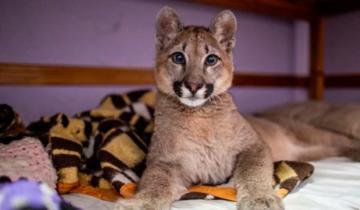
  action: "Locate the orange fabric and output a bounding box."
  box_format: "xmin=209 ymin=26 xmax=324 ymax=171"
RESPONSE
xmin=276 ymin=188 xmax=288 ymax=198
xmin=119 ymin=184 xmax=238 ymax=201
xmin=58 ymin=181 xmax=238 ymax=202
xmin=60 ymin=183 xmax=285 ymax=202
xmin=189 ymin=185 xmax=237 ymax=201
xmin=57 ymin=182 xmax=79 ymax=194
xmin=70 ymin=184 xmax=120 ymax=202
xmin=120 ymin=183 xmax=137 ymax=198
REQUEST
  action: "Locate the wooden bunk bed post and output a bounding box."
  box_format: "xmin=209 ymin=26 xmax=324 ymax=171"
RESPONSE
xmin=309 ymin=17 xmax=325 ymax=100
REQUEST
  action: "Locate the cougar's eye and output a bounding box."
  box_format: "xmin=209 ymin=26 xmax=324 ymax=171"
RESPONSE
xmin=171 ymin=52 xmax=186 ymax=65
xmin=205 ymin=54 xmax=219 ymax=66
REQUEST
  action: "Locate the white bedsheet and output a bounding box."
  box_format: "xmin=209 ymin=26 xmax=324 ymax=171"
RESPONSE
xmin=63 ymin=158 xmax=360 ymax=210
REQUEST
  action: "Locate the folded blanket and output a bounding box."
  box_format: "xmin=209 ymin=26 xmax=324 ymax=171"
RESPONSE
xmin=0 ymin=137 xmax=58 ymax=189
xmin=0 ymin=105 xmax=58 ymax=189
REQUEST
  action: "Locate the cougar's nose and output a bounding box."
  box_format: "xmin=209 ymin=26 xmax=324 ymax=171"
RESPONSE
xmin=184 ymin=80 xmax=203 ymax=95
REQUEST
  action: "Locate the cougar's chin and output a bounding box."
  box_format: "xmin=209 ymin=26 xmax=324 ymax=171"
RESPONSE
xmin=172 ymin=81 xmax=214 ymax=107
xmin=179 ymin=84 xmax=211 ymax=107
xmin=179 ymin=97 xmax=207 ymax=107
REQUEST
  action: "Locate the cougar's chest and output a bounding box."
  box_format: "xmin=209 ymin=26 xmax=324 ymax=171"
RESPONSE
xmin=175 ymin=119 xmax=238 ymax=185
xmin=153 ymin=95 xmax=241 ymax=184
xmin=180 ymin=136 xmax=237 ymax=185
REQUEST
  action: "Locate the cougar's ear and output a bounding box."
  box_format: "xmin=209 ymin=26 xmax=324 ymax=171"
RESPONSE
xmin=156 ymin=6 xmax=183 ymax=51
xmin=209 ymin=10 xmax=237 ymax=52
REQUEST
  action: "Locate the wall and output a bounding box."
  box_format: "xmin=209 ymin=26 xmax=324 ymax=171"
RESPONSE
xmin=0 ymin=0 xmax=305 ymax=123
xmin=324 ymin=11 xmax=360 ymax=102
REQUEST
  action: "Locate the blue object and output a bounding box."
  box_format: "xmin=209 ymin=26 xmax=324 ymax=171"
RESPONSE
xmin=0 ymin=179 xmax=80 ymax=210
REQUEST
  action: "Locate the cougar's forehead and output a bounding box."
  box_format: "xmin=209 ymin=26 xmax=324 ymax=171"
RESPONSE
xmin=166 ymin=26 xmax=222 ymax=56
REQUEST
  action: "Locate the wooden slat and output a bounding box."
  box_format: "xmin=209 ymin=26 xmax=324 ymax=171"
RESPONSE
xmin=0 ymin=63 xmax=154 ymax=85
xmin=187 ymin=0 xmax=314 ymax=20
xmin=325 ymin=74 xmax=360 ymax=88
xmin=189 ymin=0 xmax=359 ymax=19
xmin=0 ymin=63 xmax=309 ymax=87
xmin=313 ymin=0 xmax=360 ymax=16
xmin=308 ymin=17 xmax=325 ymax=100
xmin=1 ymin=63 xmax=359 ymax=88
xmin=233 ymin=74 xmax=308 ymax=87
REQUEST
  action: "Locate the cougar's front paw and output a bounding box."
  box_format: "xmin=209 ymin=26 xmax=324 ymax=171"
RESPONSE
xmin=113 ymin=199 xmax=147 ymax=210
xmin=237 ymin=194 xmax=284 ymax=210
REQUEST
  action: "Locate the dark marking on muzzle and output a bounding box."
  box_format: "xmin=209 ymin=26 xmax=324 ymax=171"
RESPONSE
xmin=205 ymin=84 xmax=214 ymax=98
xmin=173 ymin=81 xmax=183 ymax=97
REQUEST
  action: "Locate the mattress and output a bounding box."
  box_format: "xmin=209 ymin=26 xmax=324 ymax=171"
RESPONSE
xmin=63 ymin=158 xmax=360 ymax=210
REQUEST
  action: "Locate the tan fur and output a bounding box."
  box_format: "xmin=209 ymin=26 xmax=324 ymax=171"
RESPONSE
xmin=115 ymin=7 xmax=282 ymax=210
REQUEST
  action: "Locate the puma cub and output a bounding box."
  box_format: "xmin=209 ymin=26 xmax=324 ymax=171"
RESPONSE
xmin=114 ymin=6 xmax=283 ymax=210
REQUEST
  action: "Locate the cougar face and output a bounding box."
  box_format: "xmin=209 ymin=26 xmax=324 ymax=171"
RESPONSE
xmin=154 ymin=8 xmax=237 ymax=107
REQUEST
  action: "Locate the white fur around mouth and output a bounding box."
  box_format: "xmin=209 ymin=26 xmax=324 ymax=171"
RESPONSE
xmin=177 ymin=84 xmax=208 ymax=107
xmin=179 ymin=97 xmax=207 ymax=107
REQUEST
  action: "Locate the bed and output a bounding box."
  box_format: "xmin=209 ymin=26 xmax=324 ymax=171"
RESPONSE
xmin=0 ymin=0 xmax=359 ymax=210
xmin=63 ymin=158 xmax=360 ymax=210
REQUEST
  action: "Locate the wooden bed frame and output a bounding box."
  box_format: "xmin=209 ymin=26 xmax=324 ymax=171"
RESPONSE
xmin=1 ymin=0 xmax=359 ymax=100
